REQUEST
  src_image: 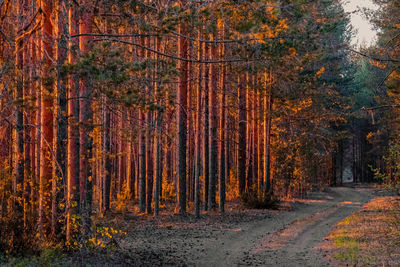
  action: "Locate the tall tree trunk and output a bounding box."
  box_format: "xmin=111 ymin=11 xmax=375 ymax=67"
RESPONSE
xmin=195 ymin=34 xmax=202 ymax=218
xmin=138 ymin=31 xmax=147 ymax=213
xmin=154 ymin=112 xmax=162 ymax=217
xmin=146 ymin=115 xmax=153 ymax=214
xmin=258 ymin=90 xmax=264 ymax=190
xmin=104 ymin=109 xmax=111 ymax=212
xmin=30 ymin=30 xmax=38 ymax=217
xmin=264 ymin=72 xmax=272 ymax=193
xmin=252 ymin=74 xmax=258 ymax=193
xmin=15 ymin=0 xmax=25 ymax=231
xmin=203 ymin=42 xmax=210 ymax=211
xmin=177 ymin=20 xmax=188 ymax=214
xmin=139 ymin=110 xmax=146 ymax=212
xmin=79 ymin=3 xmax=93 ymax=237
xmin=154 ymin=37 xmax=162 ymax=217
xmin=219 ymin=64 xmax=226 ymax=214
xmin=66 ymin=2 xmax=80 ymax=241
xmin=238 ymin=73 xmax=247 ymax=194
xmin=54 ymin=0 xmax=68 ymax=239
xmin=39 ymin=0 xmax=54 ymax=238
xmin=145 ymin=34 xmax=154 ymax=214
xmin=208 ymin=37 xmax=218 ymax=211
xmin=187 ymin=40 xmax=194 ymax=203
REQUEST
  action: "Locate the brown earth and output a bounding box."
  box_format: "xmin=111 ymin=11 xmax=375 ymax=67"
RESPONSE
xmin=62 ymin=184 xmax=390 ymax=267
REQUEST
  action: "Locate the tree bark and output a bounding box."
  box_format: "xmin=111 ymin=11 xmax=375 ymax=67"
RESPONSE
xmin=238 ymin=74 xmax=247 ymax=194
xmin=203 ymin=42 xmax=210 ymax=211
xmin=39 ymin=0 xmax=54 ymax=238
xmin=208 ymin=37 xmax=218 ymax=211
xmin=15 ymin=0 xmax=25 ymax=218
xmin=195 ymin=33 xmax=202 ymax=218
xmin=219 ymin=64 xmax=226 ymax=214
xmin=264 ymin=72 xmax=272 ymax=193
xmin=66 ymin=2 xmax=80 ymax=241
xmin=79 ymin=2 xmax=94 ymax=237
xmin=177 ymin=21 xmax=188 ymax=214
xmin=54 ymin=0 xmax=68 ymax=239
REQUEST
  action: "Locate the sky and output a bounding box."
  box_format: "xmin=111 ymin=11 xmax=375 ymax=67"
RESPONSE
xmin=342 ymin=0 xmax=379 ymax=47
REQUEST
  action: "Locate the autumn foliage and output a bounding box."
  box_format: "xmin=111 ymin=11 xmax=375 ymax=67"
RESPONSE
xmin=0 ymin=0 xmax=398 ymax=257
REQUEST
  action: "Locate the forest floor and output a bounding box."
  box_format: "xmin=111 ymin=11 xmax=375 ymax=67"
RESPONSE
xmin=3 ymin=184 xmax=396 ymax=266
xmin=57 ymin=184 xmax=395 ymax=267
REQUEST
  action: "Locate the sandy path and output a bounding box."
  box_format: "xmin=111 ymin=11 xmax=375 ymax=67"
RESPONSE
xmin=78 ymin=185 xmax=382 ymax=266
xmin=194 ymin=186 xmax=378 ymax=267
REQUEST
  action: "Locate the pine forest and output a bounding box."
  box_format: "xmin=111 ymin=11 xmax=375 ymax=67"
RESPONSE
xmin=0 ymin=0 xmax=399 ymax=265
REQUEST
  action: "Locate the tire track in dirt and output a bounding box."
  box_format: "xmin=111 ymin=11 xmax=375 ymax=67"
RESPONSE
xmin=195 ymin=186 xmax=377 ymax=267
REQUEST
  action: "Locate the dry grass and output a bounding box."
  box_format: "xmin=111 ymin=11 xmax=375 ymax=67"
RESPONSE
xmin=322 ymin=196 xmax=400 ymax=266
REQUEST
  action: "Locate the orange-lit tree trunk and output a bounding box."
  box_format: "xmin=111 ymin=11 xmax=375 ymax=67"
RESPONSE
xmin=203 ymin=41 xmax=210 ymax=211
xmin=23 ymin=0 xmax=32 ymax=227
xmin=154 ymin=37 xmax=162 ymax=217
xmin=138 ymin=109 xmax=146 ymax=212
xmin=30 ymin=30 xmax=38 ymax=217
xmin=252 ymin=74 xmax=258 ymax=192
xmin=103 ymin=108 xmax=111 ymax=211
xmin=258 ymin=89 xmax=264 ymax=190
xmin=39 ymin=0 xmax=54 ymax=238
xmin=15 ymin=0 xmax=25 ymax=230
xmin=35 ymin=30 xmax=42 ymax=217
xmin=138 ymin=32 xmax=147 ymax=212
xmin=194 ymin=34 xmax=202 ymax=218
xmin=208 ymin=36 xmax=218 ymax=211
xmin=66 ymin=3 xmax=80 ymax=241
xmin=219 ymin=64 xmax=226 ymax=214
xmin=246 ymin=73 xmax=253 ymax=191
xmin=54 ymin=0 xmax=68 ymax=239
xmin=264 ymin=72 xmax=272 ymax=193
xmin=79 ymin=2 xmax=94 ymax=236
xmin=177 ymin=15 xmax=188 ymax=214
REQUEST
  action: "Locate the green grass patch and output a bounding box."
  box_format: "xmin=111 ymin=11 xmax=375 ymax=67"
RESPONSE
xmin=3 ymin=247 xmax=65 ymax=267
xmin=333 ymin=236 xmax=359 ymax=264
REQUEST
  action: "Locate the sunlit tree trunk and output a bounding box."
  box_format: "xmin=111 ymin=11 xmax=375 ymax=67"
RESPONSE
xmin=54 ymin=0 xmax=68 ymax=239
xmin=195 ymin=34 xmax=203 ymax=218
xmin=203 ymin=41 xmax=210 ymax=211
xmin=187 ymin=40 xmax=194 ymax=203
xmin=23 ymin=0 xmax=32 ymax=226
xmin=219 ymin=64 xmax=226 ymax=214
xmin=264 ymin=72 xmax=272 ymax=193
xmin=154 ymin=37 xmax=162 ymax=217
xmin=39 ymin=0 xmax=54 ymax=238
xmin=79 ymin=2 xmax=93 ymax=236
xmin=15 ymin=0 xmax=24 ymax=215
xmin=154 ymin=110 xmax=162 ymax=216
xmin=30 ymin=30 xmax=38 ymax=217
xmin=139 ymin=109 xmax=146 ymax=212
xmin=252 ymin=73 xmax=258 ymax=193
xmin=258 ymin=90 xmax=264 ymax=190
xmin=66 ymin=2 xmax=80 ymax=241
xmin=138 ymin=31 xmax=147 ymax=213
xmin=104 ymin=109 xmax=111 ymax=212
xmin=208 ymin=36 xmax=218 ymax=211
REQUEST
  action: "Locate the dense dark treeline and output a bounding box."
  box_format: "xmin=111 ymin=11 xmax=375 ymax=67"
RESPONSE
xmin=0 ymin=0 xmax=397 ymax=254
xmin=364 ymin=0 xmax=400 ymax=189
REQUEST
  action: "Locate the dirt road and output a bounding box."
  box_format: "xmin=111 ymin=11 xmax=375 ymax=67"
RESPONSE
xmin=81 ymin=185 xmax=384 ymax=266
xmin=193 ymin=185 xmax=380 ymax=267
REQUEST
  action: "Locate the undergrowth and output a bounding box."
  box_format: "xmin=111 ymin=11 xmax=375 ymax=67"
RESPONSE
xmin=240 ymin=188 xmax=280 ymax=209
